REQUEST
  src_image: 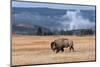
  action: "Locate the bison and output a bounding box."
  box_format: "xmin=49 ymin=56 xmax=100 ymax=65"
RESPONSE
xmin=51 ymin=38 xmax=74 ymax=53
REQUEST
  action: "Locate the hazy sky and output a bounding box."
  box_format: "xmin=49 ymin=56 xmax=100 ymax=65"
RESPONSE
xmin=12 ymin=1 xmax=95 ymax=10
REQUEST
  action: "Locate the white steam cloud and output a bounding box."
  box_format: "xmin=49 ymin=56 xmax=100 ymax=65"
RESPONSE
xmin=61 ymin=10 xmax=95 ymax=31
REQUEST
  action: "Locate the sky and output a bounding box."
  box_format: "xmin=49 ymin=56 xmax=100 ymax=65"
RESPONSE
xmin=12 ymin=1 xmax=95 ymax=10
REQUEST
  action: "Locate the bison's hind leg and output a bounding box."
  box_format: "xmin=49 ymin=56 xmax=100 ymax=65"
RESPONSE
xmin=69 ymin=46 xmax=74 ymax=52
xmin=71 ymin=46 xmax=74 ymax=52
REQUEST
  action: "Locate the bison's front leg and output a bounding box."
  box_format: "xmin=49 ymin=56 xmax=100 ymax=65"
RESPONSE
xmin=61 ymin=48 xmax=64 ymax=52
xmin=56 ymin=49 xmax=60 ymax=53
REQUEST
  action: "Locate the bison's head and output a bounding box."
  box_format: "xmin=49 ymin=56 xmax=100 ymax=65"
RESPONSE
xmin=51 ymin=41 xmax=56 ymax=51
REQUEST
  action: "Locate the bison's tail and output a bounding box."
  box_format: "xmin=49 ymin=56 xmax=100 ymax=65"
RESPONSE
xmin=51 ymin=42 xmax=56 ymax=50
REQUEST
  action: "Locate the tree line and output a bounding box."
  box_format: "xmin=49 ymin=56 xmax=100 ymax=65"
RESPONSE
xmin=36 ymin=27 xmax=95 ymax=36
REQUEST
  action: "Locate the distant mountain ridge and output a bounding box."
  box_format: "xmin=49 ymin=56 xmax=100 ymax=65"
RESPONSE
xmin=12 ymin=23 xmax=52 ymax=35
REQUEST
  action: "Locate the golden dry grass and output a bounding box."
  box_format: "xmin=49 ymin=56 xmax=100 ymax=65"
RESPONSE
xmin=12 ymin=35 xmax=96 ymax=66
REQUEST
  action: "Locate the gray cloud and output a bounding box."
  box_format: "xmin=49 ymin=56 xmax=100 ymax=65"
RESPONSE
xmin=12 ymin=9 xmax=95 ymax=31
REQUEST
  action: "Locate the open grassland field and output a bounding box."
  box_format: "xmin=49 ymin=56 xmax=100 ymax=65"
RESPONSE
xmin=12 ymin=35 xmax=96 ymax=66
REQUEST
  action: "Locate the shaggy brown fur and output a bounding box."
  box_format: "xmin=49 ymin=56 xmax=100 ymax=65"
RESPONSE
xmin=51 ymin=38 xmax=74 ymax=53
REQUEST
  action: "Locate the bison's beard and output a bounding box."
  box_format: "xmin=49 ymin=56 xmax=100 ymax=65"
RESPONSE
xmin=51 ymin=42 xmax=56 ymax=51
